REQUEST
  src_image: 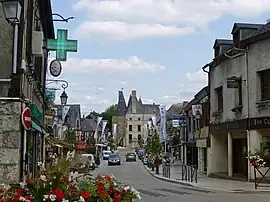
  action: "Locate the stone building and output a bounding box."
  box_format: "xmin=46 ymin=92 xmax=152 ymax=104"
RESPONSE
xmin=114 ymin=90 xmax=159 ymax=148
xmin=0 ymin=0 xmax=54 ymax=183
xmin=206 ymin=21 xmax=270 ymax=181
xmin=183 ymin=86 xmax=209 ymax=174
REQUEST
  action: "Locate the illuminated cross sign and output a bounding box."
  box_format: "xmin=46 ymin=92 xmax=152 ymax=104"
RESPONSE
xmin=46 ymin=29 xmax=78 ymax=61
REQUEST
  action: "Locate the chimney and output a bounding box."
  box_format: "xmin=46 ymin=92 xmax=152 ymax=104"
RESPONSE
xmin=132 ymin=90 xmax=136 ymax=97
xmin=131 ymin=89 xmax=137 ymax=113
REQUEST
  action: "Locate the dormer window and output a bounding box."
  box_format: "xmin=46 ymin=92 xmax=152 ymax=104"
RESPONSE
xmin=233 ymin=30 xmax=240 ymax=47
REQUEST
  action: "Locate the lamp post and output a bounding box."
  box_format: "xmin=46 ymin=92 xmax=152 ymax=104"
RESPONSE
xmin=0 ymin=0 xmax=22 ymax=74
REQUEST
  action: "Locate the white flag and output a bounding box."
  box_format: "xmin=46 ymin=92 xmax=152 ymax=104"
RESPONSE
xmin=62 ymin=106 xmax=70 ymax=121
xmin=159 ymin=105 xmax=166 ymax=142
xmin=151 ymin=116 xmax=157 ymax=126
xmin=99 ymin=120 xmax=108 ymax=141
xmin=113 ymin=124 xmax=117 ymax=139
xmin=94 ymin=117 xmax=102 ymax=140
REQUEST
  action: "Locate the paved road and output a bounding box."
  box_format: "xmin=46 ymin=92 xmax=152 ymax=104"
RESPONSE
xmin=94 ymin=151 xmax=270 ymax=202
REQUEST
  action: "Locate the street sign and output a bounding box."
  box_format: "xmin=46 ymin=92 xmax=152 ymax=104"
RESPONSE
xmin=21 ymin=107 xmax=31 ymax=130
xmin=49 ymin=60 xmax=62 ymax=77
xmin=46 ymin=29 xmax=78 ymax=61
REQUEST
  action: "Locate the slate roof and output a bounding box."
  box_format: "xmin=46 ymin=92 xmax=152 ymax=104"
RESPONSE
xmin=166 ymin=102 xmax=188 ymax=120
xmin=213 ymin=39 xmax=233 ymax=48
xmin=116 ymin=91 xmax=126 ymax=116
xmin=55 ymin=104 xmax=81 ymax=129
xmin=81 ymin=118 xmax=101 ymax=132
xmin=125 ymin=94 xmax=159 ymax=114
xmin=231 ymin=23 xmax=263 ymax=34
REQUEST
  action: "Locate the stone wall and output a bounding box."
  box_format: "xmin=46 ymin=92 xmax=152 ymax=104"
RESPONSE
xmin=0 ymin=5 xmax=13 ymax=97
xmin=0 ymin=100 xmax=22 ymax=183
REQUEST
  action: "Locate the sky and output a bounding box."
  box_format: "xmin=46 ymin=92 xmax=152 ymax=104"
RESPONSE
xmin=48 ymin=0 xmax=270 ymax=114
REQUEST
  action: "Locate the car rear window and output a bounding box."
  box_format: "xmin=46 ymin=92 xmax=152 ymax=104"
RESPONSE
xmin=109 ymin=154 xmax=119 ymax=158
xmin=127 ymin=153 xmax=135 ymax=156
xmin=104 ymin=151 xmax=111 ymax=155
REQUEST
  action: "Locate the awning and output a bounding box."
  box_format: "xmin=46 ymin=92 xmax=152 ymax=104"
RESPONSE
xmin=55 ymin=144 xmax=63 ymax=148
xmin=46 ymin=136 xmax=74 ymax=149
xmin=31 ymin=120 xmax=46 ymax=134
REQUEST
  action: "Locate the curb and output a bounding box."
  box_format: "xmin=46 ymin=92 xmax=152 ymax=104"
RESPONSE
xmin=143 ymin=165 xmax=270 ymax=194
xmin=143 ymin=165 xmax=194 ymax=187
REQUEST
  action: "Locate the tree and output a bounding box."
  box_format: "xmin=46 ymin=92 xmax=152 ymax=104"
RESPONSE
xmin=138 ymin=138 xmax=143 ymax=148
xmin=64 ymin=129 xmax=76 ymax=145
xmin=100 ymin=104 xmax=117 ymax=131
xmin=150 ymin=131 xmax=163 ymax=157
xmin=107 ymin=135 xmax=116 ymax=151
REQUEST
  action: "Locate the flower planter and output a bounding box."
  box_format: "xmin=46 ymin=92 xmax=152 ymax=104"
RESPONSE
xmin=0 ymin=151 xmax=141 ymax=202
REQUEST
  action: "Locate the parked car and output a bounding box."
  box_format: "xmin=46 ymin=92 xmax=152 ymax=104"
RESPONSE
xmin=81 ymin=154 xmax=96 ymax=170
xmin=108 ymin=153 xmax=121 ymax=165
xmin=102 ymin=150 xmax=112 ymax=160
xmin=142 ymin=156 xmax=148 ymax=165
xmin=137 ymin=149 xmax=144 ymax=160
xmin=126 ymin=153 xmax=136 ymax=162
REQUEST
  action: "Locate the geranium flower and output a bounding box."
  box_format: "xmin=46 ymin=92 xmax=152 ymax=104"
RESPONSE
xmin=53 ymin=188 xmax=65 ymax=200
xmin=80 ymin=190 xmax=91 ymax=199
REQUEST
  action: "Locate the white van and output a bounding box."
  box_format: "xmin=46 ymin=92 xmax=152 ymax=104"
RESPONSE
xmin=102 ymin=150 xmax=111 ymax=160
xmin=81 ymin=154 xmax=96 ymax=169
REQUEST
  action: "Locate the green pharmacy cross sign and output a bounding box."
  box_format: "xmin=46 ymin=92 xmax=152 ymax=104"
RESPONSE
xmin=46 ymin=29 xmax=78 ymax=61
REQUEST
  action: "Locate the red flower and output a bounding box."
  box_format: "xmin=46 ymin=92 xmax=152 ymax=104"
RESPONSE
xmin=70 ymin=185 xmax=77 ymax=191
xmin=53 ymin=188 xmax=65 ymax=200
xmin=97 ymin=185 xmax=105 ymax=193
xmin=99 ymin=191 xmax=107 ymax=199
xmin=24 ymin=195 xmax=31 ymax=201
xmin=113 ymin=198 xmax=121 ymax=202
xmin=81 ymin=190 xmax=91 ymax=199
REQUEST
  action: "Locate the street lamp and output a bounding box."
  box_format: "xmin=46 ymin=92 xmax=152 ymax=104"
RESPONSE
xmin=0 ymin=0 xmax=22 ymax=24
xmin=60 ymin=90 xmax=68 ymax=106
xmin=1 ymin=0 xmax=21 ymax=75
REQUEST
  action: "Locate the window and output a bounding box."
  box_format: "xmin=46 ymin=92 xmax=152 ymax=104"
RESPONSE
xmin=129 ymin=134 xmax=132 ymax=143
xmin=215 ymin=86 xmax=223 ymax=111
xmin=137 ymin=125 xmax=141 ymax=132
xmin=138 ymin=117 xmax=141 ymax=121
xmin=138 ymin=134 xmax=141 ymax=140
xmin=261 ymin=70 xmax=270 ymax=101
xmin=76 ymin=120 xmax=79 ymax=128
xmin=129 ymin=117 xmax=132 ymax=120
xmin=129 ymin=125 xmax=132 ymax=131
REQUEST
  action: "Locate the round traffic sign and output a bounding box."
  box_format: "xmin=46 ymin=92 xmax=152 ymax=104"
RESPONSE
xmin=21 ymin=107 xmax=31 ymax=130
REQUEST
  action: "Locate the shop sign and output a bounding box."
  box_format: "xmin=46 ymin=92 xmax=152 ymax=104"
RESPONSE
xmin=250 ymin=117 xmax=270 ymax=129
xmin=196 ymin=139 xmax=207 ymax=148
xmin=210 ymin=119 xmax=248 ymax=133
xmin=30 ymin=104 xmax=42 ymax=122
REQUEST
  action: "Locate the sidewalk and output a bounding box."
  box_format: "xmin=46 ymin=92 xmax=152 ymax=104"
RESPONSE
xmin=144 ymin=161 xmax=270 ymax=193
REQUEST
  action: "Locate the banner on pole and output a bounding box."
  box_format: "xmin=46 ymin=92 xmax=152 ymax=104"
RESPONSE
xmin=112 ymin=124 xmax=117 ymax=139
xmin=159 ymin=105 xmax=166 ymax=142
xmin=99 ymin=120 xmax=108 ymax=141
xmin=94 ymin=116 xmax=102 ymax=140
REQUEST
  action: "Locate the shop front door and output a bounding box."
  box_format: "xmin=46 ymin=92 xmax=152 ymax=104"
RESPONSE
xmin=232 ymin=138 xmax=248 ymax=178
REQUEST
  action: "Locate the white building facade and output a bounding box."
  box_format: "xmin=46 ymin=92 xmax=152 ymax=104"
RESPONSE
xmin=208 ymin=22 xmax=270 ymax=181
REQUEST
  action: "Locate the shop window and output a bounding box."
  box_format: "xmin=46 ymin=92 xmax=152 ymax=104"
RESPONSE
xmin=138 ymin=134 xmax=141 ymax=140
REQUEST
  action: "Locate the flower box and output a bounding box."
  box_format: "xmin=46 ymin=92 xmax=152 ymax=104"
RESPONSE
xmin=0 ymin=151 xmax=141 ymax=202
